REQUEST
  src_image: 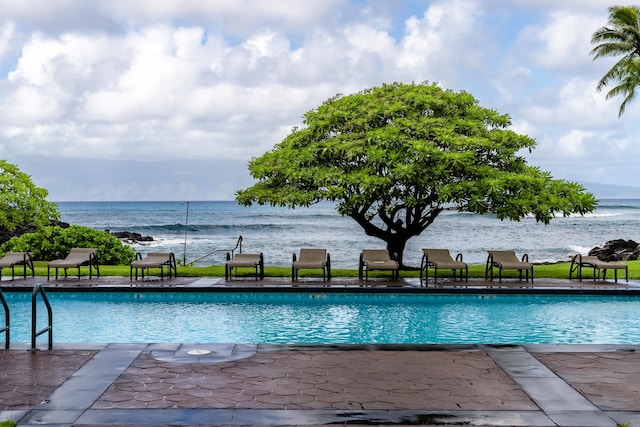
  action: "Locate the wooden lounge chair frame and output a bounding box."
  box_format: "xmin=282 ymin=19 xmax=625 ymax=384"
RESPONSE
xmin=225 ymin=252 xmax=264 ymax=281
xmin=130 ymin=252 xmax=177 ymax=281
xmin=47 ymin=248 xmax=100 ymax=280
xmin=0 ymin=251 xmax=34 ymax=281
xmin=569 ymin=254 xmax=628 ymax=283
xmin=485 ymin=250 xmax=533 ymax=283
xmin=359 ymin=249 xmax=399 ymax=281
xmin=292 ymin=248 xmax=331 ymax=282
xmin=420 ymin=248 xmax=468 ymax=284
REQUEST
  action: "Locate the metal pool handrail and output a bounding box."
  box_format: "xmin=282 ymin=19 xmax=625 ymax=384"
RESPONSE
xmin=31 ymin=284 xmax=52 ymax=351
xmin=187 ymin=235 xmax=243 ymax=266
xmin=0 ymin=288 xmax=8 ymax=349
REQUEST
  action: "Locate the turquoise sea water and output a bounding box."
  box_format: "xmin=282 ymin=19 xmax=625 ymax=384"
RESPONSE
xmin=57 ymin=199 xmax=640 ymax=268
xmin=5 ymin=292 xmax=640 ymax=344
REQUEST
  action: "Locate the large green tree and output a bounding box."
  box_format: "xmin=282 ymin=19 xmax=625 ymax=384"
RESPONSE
xmin=236 ymin=82 xmax=596 ymax=265
xmin=591 ymin=5 xmax=640 ymax=116
xmin=0 ymin=160 xmax=60 ymax=239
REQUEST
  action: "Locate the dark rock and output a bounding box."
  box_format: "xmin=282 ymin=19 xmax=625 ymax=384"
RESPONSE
xmin=110 ymin=231 xmax=154 ymax=243
xmin=588 ymin=239 xmax=639 ymax=261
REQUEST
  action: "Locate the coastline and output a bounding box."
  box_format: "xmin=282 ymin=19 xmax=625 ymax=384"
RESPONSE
xmin=56 ymin=199 xmax=640 ymax=268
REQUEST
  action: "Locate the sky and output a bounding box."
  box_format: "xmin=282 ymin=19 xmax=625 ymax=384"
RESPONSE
xmin=0 ymin=0 xmax=638 ymax=201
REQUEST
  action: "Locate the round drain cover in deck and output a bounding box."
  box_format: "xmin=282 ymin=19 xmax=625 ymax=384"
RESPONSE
xmin=187 ymin=349 xmax=212 ymax=355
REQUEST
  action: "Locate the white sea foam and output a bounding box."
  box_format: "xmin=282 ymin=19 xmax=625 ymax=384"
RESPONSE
xmin=568 ymin=245 xmax=593 ymax=255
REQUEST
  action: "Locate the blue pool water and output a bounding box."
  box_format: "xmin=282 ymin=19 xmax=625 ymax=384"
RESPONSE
xmin=3 ymin=292 xmax=640 ymax=345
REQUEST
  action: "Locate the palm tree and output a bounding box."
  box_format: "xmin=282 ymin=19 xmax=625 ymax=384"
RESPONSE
xmin=590 ymin=5 xmax=640 ymax=116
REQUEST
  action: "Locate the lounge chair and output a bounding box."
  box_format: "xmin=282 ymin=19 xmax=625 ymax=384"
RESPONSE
xmin=420 ymin=249 xmax=468 ymax=284
xmin=47 ymin=248 xmax=100 ymax=280
xmin=0 ymin=252 xmax=34 ymax=281
xmin=292 ymin=248 xmax=331 ymax=282
xmin=569 ymin=254 xmax=628 ymax=283
xmin=485 ymin=250 xmax=533 ymax=283
xmin=359 ymin=249 xmax=399 ymax=281
xmin=130 ymin=252 xmax=177 ymax=281
xmin=225 ymin=252 xmax=264 ymax=281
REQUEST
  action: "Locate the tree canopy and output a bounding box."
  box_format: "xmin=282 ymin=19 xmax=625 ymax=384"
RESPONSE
xmin=591 ymin=5 xmax=640 ymax=116
xmin=236 ymin=82 xmax=597 ymax=265
xmin=0 ymin=160 xmax=59 ymax=235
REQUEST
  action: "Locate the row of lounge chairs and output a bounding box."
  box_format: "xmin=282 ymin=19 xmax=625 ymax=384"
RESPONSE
xmin=224 ymin=248 xmax=630 ymax=284
xmin=422 ymin=249 xmax=531 ymax=284
xmin=0 ymin=249 xmax=177 ymax=281
xmin=223 ymin=248 xmax=518 ymax=283
xmin=223 ymin=248 xmax=531 ymax=283
xmin=0 ymin=250 xmax=96 ymax=281
xmin=224 ymin=248 xmax=401 ymax=282
xmin=429 ymin=250 xmax=628 ymax=284
xmin=0 ymin=248 xmax=630 ymax=283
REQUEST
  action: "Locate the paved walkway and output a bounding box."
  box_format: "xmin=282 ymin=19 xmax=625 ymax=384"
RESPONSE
xmin=2 ymin=277 xmax=640 ymax=426
xmin=3 ymin=343 xmax=640 ymax=426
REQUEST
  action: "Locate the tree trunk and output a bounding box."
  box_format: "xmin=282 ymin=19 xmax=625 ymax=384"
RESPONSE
xmin=385 ymin=236 xmax=408 ymax=268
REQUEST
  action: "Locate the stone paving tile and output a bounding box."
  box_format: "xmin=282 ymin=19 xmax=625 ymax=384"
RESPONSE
xmin=94 ymin=348 xmax=538 ymax=411
xmin=3 ymin=275 xmax=638 ymax=291
xmin=533 ymin=351 xmax=640 ymax=411
xmin=0 ymin=349 xmax=96 ymax=409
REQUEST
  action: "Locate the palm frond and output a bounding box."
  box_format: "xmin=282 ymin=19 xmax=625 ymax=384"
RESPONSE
xmin=591 ymin=5 xmax=640 ymax=116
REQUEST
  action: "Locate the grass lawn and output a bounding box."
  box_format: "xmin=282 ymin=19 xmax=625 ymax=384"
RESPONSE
xmin=28 ymin=260 xmax=640 ymax=280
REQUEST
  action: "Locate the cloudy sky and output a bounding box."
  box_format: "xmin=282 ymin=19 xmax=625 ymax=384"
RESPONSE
xmin=0 ymin=0 xmax=637 ymax=201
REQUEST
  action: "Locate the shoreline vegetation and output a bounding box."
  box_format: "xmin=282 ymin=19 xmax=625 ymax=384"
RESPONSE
xmin=23 ymin=260 xmax=640 ymax=281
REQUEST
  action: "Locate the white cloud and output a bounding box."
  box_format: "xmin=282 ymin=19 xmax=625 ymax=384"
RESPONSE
xmin=0 ymin=22 xmax=15 ymax=59
xmin=523 ymin=77 xmax=618 ymax=127
xmin=398 ymin=0 xmax=485 ymax=82
xmin=558 ymin=130 xmax=591 ymax=157
xmin=0 ymin=0 xmax=638 ymax=200
xmin=521 ymin=10 xmax=604 ymax=70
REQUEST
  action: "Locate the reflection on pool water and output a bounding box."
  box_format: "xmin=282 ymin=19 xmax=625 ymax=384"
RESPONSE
xmin=3 ymin=292 xmax=640 ymax=344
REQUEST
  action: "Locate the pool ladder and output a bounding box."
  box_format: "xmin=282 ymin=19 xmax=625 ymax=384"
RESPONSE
xmin=0 ymin=285 xmax=53 ymax=350
xmin=31 ymin=284 xmax=53 ymax=350
xmin=0 ymin=288 xmax=8 ymax=349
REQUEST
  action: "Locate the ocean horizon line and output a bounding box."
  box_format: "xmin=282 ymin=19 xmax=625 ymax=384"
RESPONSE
xmin=52 ymin=197 xmax=640 ymax=203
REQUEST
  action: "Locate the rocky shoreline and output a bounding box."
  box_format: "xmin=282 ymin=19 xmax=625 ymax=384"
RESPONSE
xmin=108 ymin=230 xmax=154 ymax=244
xmin=589 ymin=239 xmax=640 ymax=261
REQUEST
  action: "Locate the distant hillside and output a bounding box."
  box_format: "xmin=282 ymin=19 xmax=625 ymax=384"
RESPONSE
xmin=580 ymin=181 xmax=640 ymax=199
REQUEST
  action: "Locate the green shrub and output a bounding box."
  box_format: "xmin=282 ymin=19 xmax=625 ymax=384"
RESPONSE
xmin=0 ymin=225 xmax=136 ymax=265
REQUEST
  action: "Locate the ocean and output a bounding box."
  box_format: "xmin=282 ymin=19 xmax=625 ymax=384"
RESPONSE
xmin=57 ymin=199 xmax=640 ymax=269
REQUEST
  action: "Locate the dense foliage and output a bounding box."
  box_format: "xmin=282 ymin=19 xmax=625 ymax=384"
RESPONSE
xmin=0 ymin=225 xmax=137 ymax=265
xmin=0 ymin=160 xmax=59 ymax=234
xmin=236 ymin=82 xmax=597 ymax=265
xmin=591 ymin=5 xmax=640 ymax=116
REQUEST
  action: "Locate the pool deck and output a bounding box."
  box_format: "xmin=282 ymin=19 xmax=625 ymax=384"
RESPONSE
xmin=2 ymin=275 xmax=640 ymax=426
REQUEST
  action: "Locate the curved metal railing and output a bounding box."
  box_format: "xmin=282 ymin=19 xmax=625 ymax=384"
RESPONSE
xmin=0 ymin=289 xmax=8 ymax=349
xmin=31 ymin=284 xmax=53 ymax=351
xmin=187 ymin=235 xmax=243 ymax=266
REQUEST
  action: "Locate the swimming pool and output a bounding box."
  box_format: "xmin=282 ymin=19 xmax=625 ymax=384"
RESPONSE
xmin=3 ymin=292 xmax=640 ymax=344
